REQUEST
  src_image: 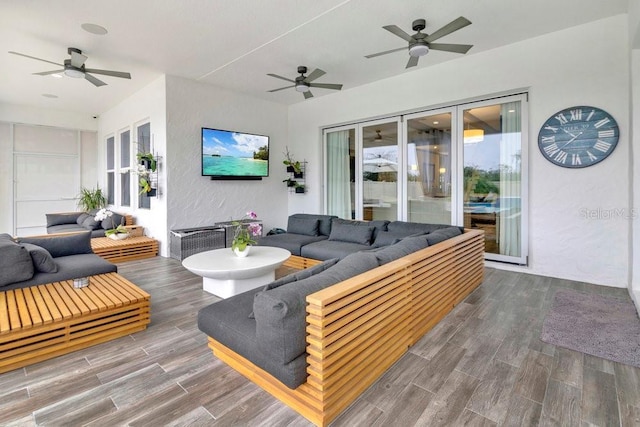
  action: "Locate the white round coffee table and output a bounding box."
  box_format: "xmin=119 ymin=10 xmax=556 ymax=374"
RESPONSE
xmin=182 ymin=246 xmax=291 ymax=298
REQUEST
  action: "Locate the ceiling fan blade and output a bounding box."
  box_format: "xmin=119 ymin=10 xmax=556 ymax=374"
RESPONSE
xmin=303 ymin=91 xmax=314 ymax=99
xmin=383 ymin=25 xmax=414 ymax=42
xmin=309 ymin=82 xmax=343 ymax=91
xmin=70 ymin=51 xmax=87 ymax=68
xmin=85 ymin=73 xmax=107 ymax=87
xmin=304 ymin=68 xmax=326 ymax=83
xmin=365 ymin=46 xmax=406 ymax=59
xmin=84 ymin=68 xmax=131 ymax=79
xmin=268 ymin=85 xmax=295 ymax=93
xmin=33 ymin=69 xmax=64 ymax=76
xmin=428 ymin=43 xmax=473 ymax=54
xmin=267 ymin=73 xmax=295 ymax=83
xmin=8 ymin=51 xmax=62 ymax=67
xmin=406 ymin=56 xmax=419 ymax=68
xmin=424 ymin=16 xmax=472 ymax=43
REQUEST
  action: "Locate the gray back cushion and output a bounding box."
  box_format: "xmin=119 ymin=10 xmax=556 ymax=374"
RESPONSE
xmin=328 ymin=222 xmax=373 ymax=245
xmin=46 ymin=212 xmax=82 ymax=227
xmin=425 ymin=226 xmax=463 ymax=245
xmin=286 ymin=217 xmax=319 ymax=236
xmin=21 ymin=243 xmax=58 ymax=273
xmin=82 ymin=216 xmax=102 ymax=230
xmin=372 ymin=230 xmax=411 ymax=247
xmin=76 ymin=213 xmax=90 ymax=225
xmin=19 ymin=232 xmax=93 ymax=258
xmin=387 ymin=221 xmax=451 ymax=235
xmin=289 ymin=214 xmax=337 ymax=237
xmin=0 ymin=239 xmax=35 ymax=286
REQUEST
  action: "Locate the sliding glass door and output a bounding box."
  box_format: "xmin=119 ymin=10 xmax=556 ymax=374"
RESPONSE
xmin=459 ymin=95 xmax=527 ymax=264
xmin=324 ymin=93 xmax=528 ymax=264
xmin=404 ymin=108 xmax=456 ymax=225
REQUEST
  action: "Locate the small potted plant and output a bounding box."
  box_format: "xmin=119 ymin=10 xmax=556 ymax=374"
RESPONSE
xmin=283 ymin=146 xmax=302 ymax=175
xmin=139 ymin=177 xmax=157 ymax=196
xmin=283 ymin=178 xmax=297 ymax=188
xmin=136 ymin=152 xmax=157 ymax=172
xmin=77 ymin=186 xmax=107 ymax=211
xmin=294 ymin=183 xmax=306 ymax=194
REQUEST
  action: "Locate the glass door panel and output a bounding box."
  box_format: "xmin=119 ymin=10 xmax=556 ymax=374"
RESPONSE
xmin=461 ymin=96 xmax=526 ymax=263
xmin=406 ymin=111 xmax=453 ymax=224
xmin=325 ymin=127 xmax=356 ymax=219
xmin=361 ymin=120 xmax=399 ymax=221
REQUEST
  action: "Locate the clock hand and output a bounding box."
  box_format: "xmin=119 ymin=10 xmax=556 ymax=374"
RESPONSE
xmin=561 ymin=128 xmax=578 ymax=139
xmin=558 ymin=131 xmax=583 ymax=150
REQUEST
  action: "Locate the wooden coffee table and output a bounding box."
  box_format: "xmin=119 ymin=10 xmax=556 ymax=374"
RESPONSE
xmin=182 ymin=246 xmax=291 ymax=298
xmin=0 ymin=272 xmax=150 ymax=373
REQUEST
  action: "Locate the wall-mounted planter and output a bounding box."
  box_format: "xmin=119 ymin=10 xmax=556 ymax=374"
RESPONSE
xmin=295 ymin=186 xmax=305 ymax=194
xmin=146 ymin=188 xmax=157 ymax=197
xmin=293 ymin=171 xmax=304 ymax=179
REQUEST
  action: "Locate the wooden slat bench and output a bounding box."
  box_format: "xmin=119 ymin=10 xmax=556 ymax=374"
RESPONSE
xmin=206 ymin=229 xmax=485 ymax=426
xmin=91 ymin=236 xmax=159 ymax=263
xmin=0 ymin=272 xmax=150 ymax=374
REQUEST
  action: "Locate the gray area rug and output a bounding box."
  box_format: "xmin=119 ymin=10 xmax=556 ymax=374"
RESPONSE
xmin=541 ymin=289 xmax=640 ymax=368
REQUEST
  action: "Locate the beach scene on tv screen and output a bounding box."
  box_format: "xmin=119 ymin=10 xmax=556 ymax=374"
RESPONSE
xmin=202 ymin=129 xmax=269 ymax=176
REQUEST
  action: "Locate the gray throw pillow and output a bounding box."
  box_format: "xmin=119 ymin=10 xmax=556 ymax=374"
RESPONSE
xmin=82 ymin=216 xmax=102 ymax=230
xmin=101 ymin=213 xmax=124 ymax=231
xmin=287 ymin=217 xmax=319 ymax=236
xmin=76 ymin=213 xmax=90 ymax=225
xmin=0 ymin=239 xmax=34 ymax=286
xmin=328 ymin=222 xmax=374 ymax=245
xmin=19 ymin=232 xmax=93 ymax=258
xmin=22 ymin=243 xmax=58 ymax=273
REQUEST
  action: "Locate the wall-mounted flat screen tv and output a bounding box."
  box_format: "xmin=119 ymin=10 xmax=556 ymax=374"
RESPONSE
xmin=201 ymin=127 xmax=269 ymax=180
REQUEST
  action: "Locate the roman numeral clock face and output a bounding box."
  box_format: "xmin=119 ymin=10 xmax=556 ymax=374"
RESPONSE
xmin=538 ymin=106 xmax=619 ymax=168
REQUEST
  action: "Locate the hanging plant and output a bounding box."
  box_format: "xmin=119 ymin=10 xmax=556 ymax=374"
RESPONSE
xmin=136 ymin=152 xmax=157 ymax=172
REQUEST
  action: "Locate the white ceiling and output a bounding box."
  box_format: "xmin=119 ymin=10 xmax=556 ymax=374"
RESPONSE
xmin=0 ymin=0 xmax=629 ymax=117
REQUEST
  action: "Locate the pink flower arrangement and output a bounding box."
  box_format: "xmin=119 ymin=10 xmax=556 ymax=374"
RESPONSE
xmin=231 ymin=211 xmax=262 ymax=252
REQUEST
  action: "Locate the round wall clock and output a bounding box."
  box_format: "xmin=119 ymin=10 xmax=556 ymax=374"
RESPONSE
xmin=538 ymin=106 xmax=619 ymax=168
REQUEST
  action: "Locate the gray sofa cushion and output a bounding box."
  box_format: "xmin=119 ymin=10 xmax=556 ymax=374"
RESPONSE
xmin=289 ymin=213 xmax=337 ymax=237
xmin=253 ymin=272 xmax=338 ymax=366
xmin=47 ymin=224 xmax=88 ymax=234
xmin=321 ymin=251 xmax=380 ymax=283
xmin=82 ymin=216 xmax=102 ymax=230
xmin=387 ymin=221 xmax=451 ymax=235
xmin=46 ymin=212 xmax=82 ymax=227
xmin=198 ymin=289 xmax=308 ymax=389
xmin=2 ymin=253 xmax=117 ymax=290
xmin=329 ymin=222 xmax=374 ymax=245
xmin=22 ymin=243 xmax=58 ymax=273
xmin=19 ymin=232 xmax=93 ymax=258
xmin=76 ymin=212 xmax=90 ymax=225
xmin=101 ymin=212 xmax=125 ymax=231
xmin=372 ymin=230 xmax=411 ymax=247
xmin=0 ymin=239 xmax=34 ymax=286
xmin=257 ymin=233 xmax=327 ymax=256
xmin=425 ymin=226 xmax=463 ymax=245
xmin=287 ymin=217 xmax=319 ymax=236
xmin=301 ymin=240 xmax=371 ymax=261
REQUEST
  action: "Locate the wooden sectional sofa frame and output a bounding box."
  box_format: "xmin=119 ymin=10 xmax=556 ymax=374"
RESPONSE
xmin=0 ymin=272 xmax=150 ymax=374
xmin=206 ymin=229 xmax=485 ymax=426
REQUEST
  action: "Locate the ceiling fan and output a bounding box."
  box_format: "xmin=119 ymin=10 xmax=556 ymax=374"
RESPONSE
xmin=8 ymin=47 xmax=131 ymax=87
xmin=267 ymin=66 xmax=343 ymax=99
xmin=365 ymin=17 xmax=473 ymax=68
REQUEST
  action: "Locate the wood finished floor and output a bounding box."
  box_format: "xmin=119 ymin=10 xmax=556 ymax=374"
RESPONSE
xmin=1 ymin=257 xmax=639 ymax=426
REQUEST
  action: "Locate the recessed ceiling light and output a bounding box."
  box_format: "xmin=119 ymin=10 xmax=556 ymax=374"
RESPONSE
xmin=81 ymin=23 xmax=108 ymax=35
xmin=433 ymin=121 xmax=439 ymax=125
xmin=42 ymin=94 xmax=58 ymax=98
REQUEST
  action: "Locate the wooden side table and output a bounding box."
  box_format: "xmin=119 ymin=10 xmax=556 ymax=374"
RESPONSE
xmin=91 ymin=236 xmax=159 ymax=263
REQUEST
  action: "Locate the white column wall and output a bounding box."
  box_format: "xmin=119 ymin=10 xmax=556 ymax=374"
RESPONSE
xmin=287 ymin=15 xmax=631 ymax=288
xmin=98 ymin=76 xmax=168 ymax=255
xmin=164 ymin=75 xmax=289 ymax=236
xmin=629 ymin=2 xmax=640 ymax=309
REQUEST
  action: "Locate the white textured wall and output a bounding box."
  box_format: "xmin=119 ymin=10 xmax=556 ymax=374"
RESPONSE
xmin=98 ymin=76 xmax=169 ymax=255
xmin=630 ymin=3 xmax=640 ymax=308
xmin=165 ymin=75 xmax=289 ymax=237
xmin=288 ymin=15 xmax=631 ymax=288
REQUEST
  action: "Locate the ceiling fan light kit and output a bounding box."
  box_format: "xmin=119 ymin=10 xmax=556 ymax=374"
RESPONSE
xmin=8 ymin=47 xmax=131 ymax=87
xmin=366 ymin=16 xmax=473 ymax=68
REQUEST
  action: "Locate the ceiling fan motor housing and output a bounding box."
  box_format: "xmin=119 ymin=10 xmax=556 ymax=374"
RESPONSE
xmin=63 ymin=59 xmax=85 ymax=78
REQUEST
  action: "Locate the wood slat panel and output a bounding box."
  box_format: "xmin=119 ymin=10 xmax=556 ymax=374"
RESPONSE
xmin=91 ymin=236 xmax=158 ymax=263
